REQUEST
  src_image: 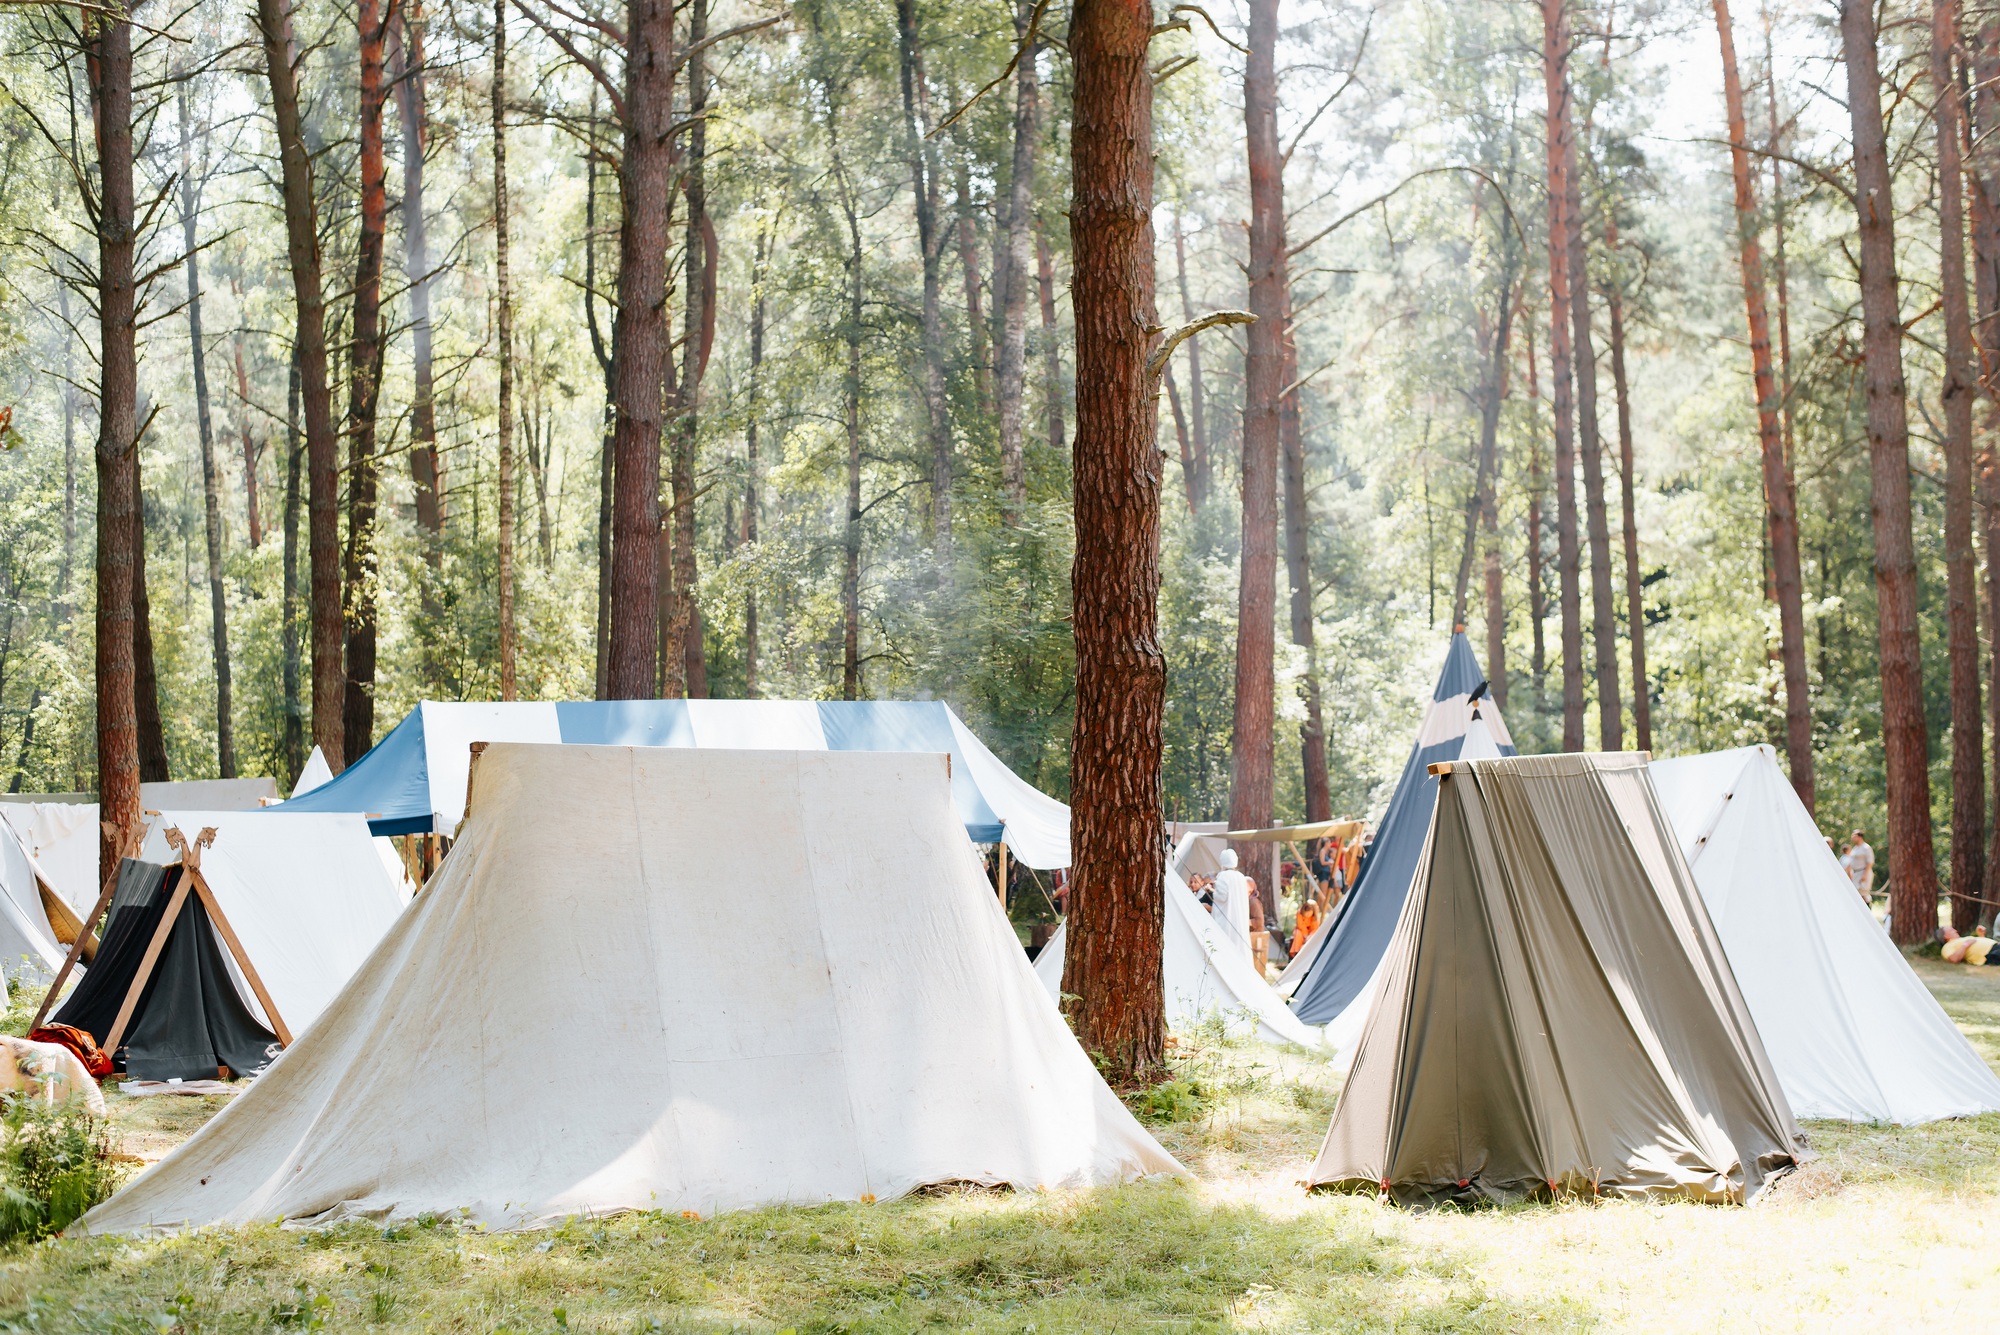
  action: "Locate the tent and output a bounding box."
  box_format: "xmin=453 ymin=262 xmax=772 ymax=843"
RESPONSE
xmin=0 ymin=816 xmax=81 ymax=987
xmin=1308 ymin=753 xmax=1803 ymax=1206
xmin=1287 ymin=631 xmax=1513 ymax=1025
xmin=49 ymin=854 xmax=282 ymax=1082
xmin=275 ymin=700 xmax=1071 ymax=868
xmin=1033 ymin=842 xmax=1322 ymax=1048
xmin=84 ymin=744 xmax=1181 ymax=1233
xmin=1650 ymin=745 xmax=2000 ymax=1123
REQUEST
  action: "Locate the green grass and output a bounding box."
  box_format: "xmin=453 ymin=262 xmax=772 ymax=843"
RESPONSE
xmin=1 ymin=964 xmax=1998 ymax=1332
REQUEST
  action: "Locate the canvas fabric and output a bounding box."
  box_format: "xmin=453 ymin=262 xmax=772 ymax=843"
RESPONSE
xmin=1650 ymin=745 xmax=2000 ymax=1123
xmin=84 ymin=744 xmax=1180 ymax=1234
xmin=1309 ymin=753 xmax=1803 ymax=1206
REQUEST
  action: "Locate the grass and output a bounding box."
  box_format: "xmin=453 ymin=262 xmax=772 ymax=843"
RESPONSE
xmin=0 ymin=964 xmax=1995 ymax=1332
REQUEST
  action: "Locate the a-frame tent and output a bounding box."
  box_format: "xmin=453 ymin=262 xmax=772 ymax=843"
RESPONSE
xmin=1308 ymin=753 xmax=1803 ymax=1206
xmin=85 ymin=745 xmax=1181 ymax=1232
xmin=1287 ymin=630 xmax=1513 ymax=1026
xmin=0 ymin=815 xmax=89 ymax=987
xmin=1651 ymin=745 xmax=2000 ymax=1123
xmin=1032 ymin=844 xmax=1322 ymax=1048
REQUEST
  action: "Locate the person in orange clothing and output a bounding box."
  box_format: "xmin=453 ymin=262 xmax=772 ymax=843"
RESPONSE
xmin=1294 ymin=896 xmax=1322 ymax=950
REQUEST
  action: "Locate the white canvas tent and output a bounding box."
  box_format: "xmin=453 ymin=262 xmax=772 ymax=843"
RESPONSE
xmin=85 ymin=744 xmax=1180 ymax=1233
xmin=1035 ymin=843 xmax=1322 ymax=1048
xmin=1650 ymin=744 xmax=2000 ymax=1123
xmin=0 ymin=817 xmax=75 ymax=987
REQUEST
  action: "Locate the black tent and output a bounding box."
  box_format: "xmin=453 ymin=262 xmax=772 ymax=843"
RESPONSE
xmin=51 ymin=858 xmax=279 ymax=1081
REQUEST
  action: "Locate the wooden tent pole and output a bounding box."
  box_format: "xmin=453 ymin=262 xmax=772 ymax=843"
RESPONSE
xmin=996 ymin=838 xmax=1008 ymax=902
xmin=30 ymin=818 xmax=145 ymax=1032
xmin=100 ymin=869 xmax=193 ymax=1056
xmin=184 ymin=863 xmax=291 ymax=1046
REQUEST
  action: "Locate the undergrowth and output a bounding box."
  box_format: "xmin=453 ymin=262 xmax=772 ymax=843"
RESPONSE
xmin=0 ymin=1095 xmax=121 ymax=1244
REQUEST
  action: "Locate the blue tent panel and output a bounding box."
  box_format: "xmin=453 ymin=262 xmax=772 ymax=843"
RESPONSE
xmin=1289 ymin=632 xmax=1515 ymax=1025
xmin=555 ymin=700 xmax=694 ymax=748
xmin=816 ymin=701 xmax=1006 ymax=843
xmin=275 ymin=706 xmax=433 ymax=836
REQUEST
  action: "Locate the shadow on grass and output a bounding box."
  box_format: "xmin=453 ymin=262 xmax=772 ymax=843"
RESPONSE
xmin=0 ymin=1179 xmax=1595 ymax=1334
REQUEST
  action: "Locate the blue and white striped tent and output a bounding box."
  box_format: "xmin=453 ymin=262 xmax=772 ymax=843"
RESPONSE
xmin=276 ymin=700 xmax=1072 ymax=868
xmin=1287 ymin=632 xmax=1514 ymax=1026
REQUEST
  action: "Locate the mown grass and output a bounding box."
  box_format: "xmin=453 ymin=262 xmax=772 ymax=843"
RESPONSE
xmin=0 ymin=964 xmax=1995 ymax=1332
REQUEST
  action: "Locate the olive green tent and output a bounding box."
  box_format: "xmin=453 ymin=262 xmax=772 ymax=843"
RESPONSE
xmin=1307 ymin=753 xmax=1804 ymax=1207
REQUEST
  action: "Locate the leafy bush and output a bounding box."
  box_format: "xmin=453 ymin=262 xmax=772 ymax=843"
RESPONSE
xmin=1126 ymin=1076 xmax=1212 ymax=1124
xmin=0 ymin=1092 xmax=122 ymax=1243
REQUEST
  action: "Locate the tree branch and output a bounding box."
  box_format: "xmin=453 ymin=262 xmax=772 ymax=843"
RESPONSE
xmin=1148 ymin=310 xmax=1255 ymax=383
xmin=928 ymin=0 xmax=1051 ymax=139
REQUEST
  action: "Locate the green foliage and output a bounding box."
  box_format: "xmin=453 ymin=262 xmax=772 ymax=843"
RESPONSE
xmin=0 ymin=1095 xmax=121 ymax=1245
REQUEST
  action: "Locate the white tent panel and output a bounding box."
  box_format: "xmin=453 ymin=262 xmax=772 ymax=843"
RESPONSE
xmin=946 ymin=713 xmax=1070 ymax=869
xmin=85 ymin=745 xmax=1178 ymax=1233
xmin=137 ymin=811 xmax=410 ymax=1036
xmin=421 ymin=701 xmax=561 ymax=829
xmin=0 ymin=819 xmax=65 ymax=986
xmin=686 ymin=699 xmax=828 ymax=750
xmin=1650 ymin=745 xmax=2000 ymax=1123
xmin=1035 ymin=865 xmax=1322 ymax=1049
xmin=0 ymin=802 xmax=100 ymax=914
xmin=292 ymin=747 xmax=335 ymax=797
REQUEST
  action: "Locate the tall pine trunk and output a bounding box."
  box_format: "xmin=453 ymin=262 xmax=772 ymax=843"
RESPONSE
xmin=898 ymin=0 xmax=953 ymax=554
xmin=668 ymin=0 xmax=712 ymax=699
xmin=345 ymin=0 xmax=389 ymax=755
xmin=177 ymin=79 xmax=235 ymax=778
xmin=1970 ymin=13 xmax=2000 ymax=928
xmin=745 ymin=220 xmax=770 ymax=698
xmin=603 ymin=0 xmax=675 ymax=698
xmin=1934 ymin=0 xmax=1985 ymax=930
xmin=283 ymin=352 xmax=304 ymax=781
xmin=1605 ymin=270 xmax=1648 ymax=751
xmin=229 ymin=336 xmax=264 ymax=547
xmin=995 ymin=0 xmax=1037 ymax=512
xmin=1841 ymin=0 xmax=1941 ymax=944
xmin=1541 ymin=0 xmax=1585 ymax=750
xmin=1230 ymin=0 xmax=1283 ymax=872
xmin=1065 ymin=0 xmax=1164 ymax=1082
xmin=1280 ymin=293 xmax=1330 ymax=824
xmin=131 ymin=439 xmax=168 ymax=783
xmin=494 ymin=0 xmax=516 ymax=700
xmin=86 ymin=7 xmax=143 ymax=883
xmin=258 ymin=0 xmax=345 ymax=767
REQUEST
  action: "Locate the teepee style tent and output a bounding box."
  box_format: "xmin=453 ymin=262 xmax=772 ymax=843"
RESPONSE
xmin=1033 ymin=852 xmax=1322 ymax=1048
xmin=1287 ymin=632 xmax=1513 ymax=1026
xmin=1309 ymin=754 xmax=1804 ymax=1207
xmin=276 ymin=700 xmax=1071 ymax=868
xmin=1650 ymin=746 xmax=2000 ymax=1123
xmin=84 ymin=745 xmax=1182 ymax=1233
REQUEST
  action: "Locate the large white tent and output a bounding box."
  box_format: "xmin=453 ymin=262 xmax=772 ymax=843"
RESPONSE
xmin=0 ymin=816 xmax=74 ymax=987
xmin=1034 ymin=844 xmax=1322 ymax=1048
xmin=84 ymin=745 xmax=1180 ymax=1233
xmin=1650 ymin=744 xmax=2000 ymax=1123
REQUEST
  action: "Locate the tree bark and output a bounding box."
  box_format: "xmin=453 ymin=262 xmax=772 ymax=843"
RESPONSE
xmin=258 ymin=0 xmax=344 ymax=768
xmin=86 ymin=7 xmax=143 ymax=885
xmin=583 ymin=89 xmax=614 ymax=701
xmin=1174 ymin=213 xmax=1210 ymax=512
xmin=1541 ymin=0 xmax=1586 ymax=751
xmin=229 ymin=336 xmax=264 ymax=548
xmin=603 ymin=0 xmax=675 ymax=699
xmin=1230 ymin=0 xmax=1282 ymax=873
xmin=177 ymin=79 xmax=235 ymax=779
xmin=131 ymin=440 xmax=167 ymax=784
xmin=1970 ymin=11 xmax=2000 ymax=929
xmin=823 ymin=76 xmax=865 ymax=701
xmin=494 ymin=0 xmax=516 ymax=701
xmin=668 ymin=0 xmax=711 ymax=699
xmin=283 ymin=351 xmax=304 ymax=781
xmin=1280 ymin=294 xmax=1330 ymax=825
xmin=1065 ymin=0 xmax=1165 ymax=1083
xmin=1934 ymin=0 xmax=1985 ymax=930
xmin=1715 ymin=0 xmax=1811 ymax=806
xmin=995 ymin=0 xmax=1038 ymax=513
xmin=1841 ymin=0 xmax=1941 ymax=944
xmin=1605 ymin=271 xmax=1649 ymax=752
xmin=898 ymin=0 xmax=953 ymax=555
xmin=345 ymin=0 xmax=390 ymax=755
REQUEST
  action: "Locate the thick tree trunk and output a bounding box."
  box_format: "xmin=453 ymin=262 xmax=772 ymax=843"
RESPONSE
xmin=1541 ymin=0 xmax=1585 ymax=750
xmin=603 ymin=0 xmax=676 ymax=699
xmin=258 ymin=0 xmax=345 ymax=768
xmin=1716 ymin=0 xmax=1812 ymax=806
xmin=86 ymin=9 xmax=142 ymax=884
xmin=283 ymin=352 xmax=304 ymax=781
xmin=1935 ymin=0 xmax=1985 ymax=930
xmin=898 ymin=0 xmax=953 ymax=555
xmin=177 ymin=80 xmax=235 ymax=778
xmin=494 ymin=0 xmax=516 ymax=701
xmin=665 ymin=0 xmax=711 ymax=700
xmin=1970 ymin=14 xmax=2000 ymax=928
xmin=1841 ymin=0 xmax=1941 ymax=944
xmin=1174 ymin=214 xmax=1210 ymax=512
xmin=1280 ymin=295 xmax=1330 ymax=825
xmin=1065 ymin=0 xmax=1164 ymax=1083
xmin=345 ymin=0 xmax=390 ymax=755
xmin=995 ymin=0 xmax=1038 ymax=513
xmin=1230 ymin=0 xmax=1282 ymax=874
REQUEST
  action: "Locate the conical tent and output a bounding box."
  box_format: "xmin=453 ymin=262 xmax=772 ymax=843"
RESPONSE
xmin=1651 ymin=745 xmax=2000 ymax=1123
xmin=1309 ymin=753 xmax=1803 ymax=1206
xmin=1032 ymin=851 xmax=1321 ymax=1047
xmin=1287 ymin=631 xmax=1514 ymax=1025
xmin=84 ymin=744 xmax=1181 ymax=1233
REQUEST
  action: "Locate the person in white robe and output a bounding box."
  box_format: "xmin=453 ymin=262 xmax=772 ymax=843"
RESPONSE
xmin=1210 ymin=849 xmax=1254 ymax=962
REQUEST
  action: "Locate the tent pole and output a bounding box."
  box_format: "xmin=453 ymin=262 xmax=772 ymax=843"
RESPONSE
xmin=185 ymin=863 xmax=292 ymax=1046
xmin=997 ymin=839 xmax=1008 ymax=903
xmin=101 ymin=868 xmax=195 ymax=1056
xmin=30 ymin=818 xmax=145 ymax=1032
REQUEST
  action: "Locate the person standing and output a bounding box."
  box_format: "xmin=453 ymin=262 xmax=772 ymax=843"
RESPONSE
xmin=1211 ymin=849 xmax=1254 ymax=961
xmin=1841 ymin=830 xmax=1876 ymax=902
